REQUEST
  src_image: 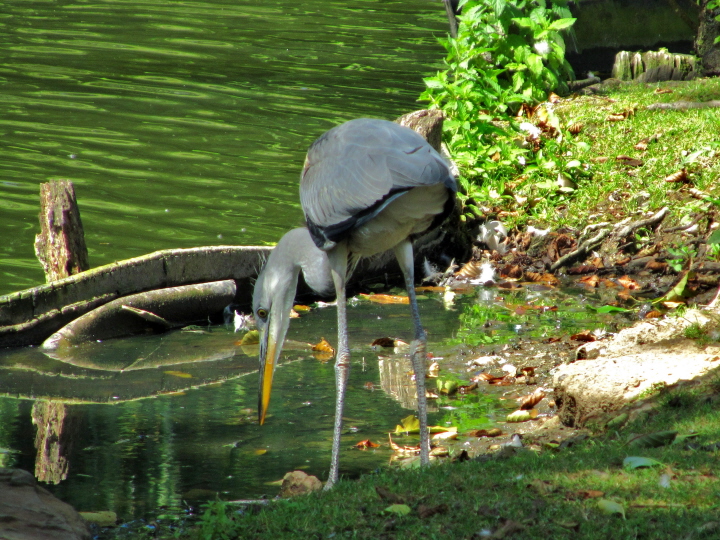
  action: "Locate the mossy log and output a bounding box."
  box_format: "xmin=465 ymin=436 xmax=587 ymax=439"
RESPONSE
xmin=0 ymin=246 xmax=269 ymax=348
xmin=611 ymin=50 xmax=698 ymax=82
xmin=42 ymin=280 xmax=237 ymax=350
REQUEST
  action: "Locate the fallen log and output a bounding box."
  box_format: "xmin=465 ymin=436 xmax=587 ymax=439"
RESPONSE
xmin=42 ymin=280 xmax=237 ymax=350
xmin=0 ymin=245 xmax=269 ymax=348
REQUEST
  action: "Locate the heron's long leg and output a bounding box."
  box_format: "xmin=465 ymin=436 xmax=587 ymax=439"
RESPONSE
xmin=325 ymin=242 xmax=349 ymax=490
xmin=394 ymin=240 xmax=430 ymax=466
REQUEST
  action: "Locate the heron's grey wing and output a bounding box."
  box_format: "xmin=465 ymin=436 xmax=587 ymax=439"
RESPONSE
xmin=300 ymin=119 xmax=455 ymax=238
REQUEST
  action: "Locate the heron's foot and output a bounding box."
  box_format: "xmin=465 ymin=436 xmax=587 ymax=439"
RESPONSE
xmin=323 ymin=478 xmax=336 ymax=491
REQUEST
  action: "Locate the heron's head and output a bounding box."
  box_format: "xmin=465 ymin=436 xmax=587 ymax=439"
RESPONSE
xmin=253 ymin=228 xmax=333 ymax=425
xmin=253 ymin=248 xmax=298 ymax=425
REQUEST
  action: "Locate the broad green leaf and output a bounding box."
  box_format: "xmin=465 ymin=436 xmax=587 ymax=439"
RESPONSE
xmin=549 ymin=18 xmax=577 ymax=31
xmin=623 ymin=456 xmax=664 ymax=469
xmin=597 ymin=499 xmax=626 ymax=519
xmin=384 ymin=504 xmax=411 ymax=516
xmin=709 ymin=229 xmax=720 ymax=245
xmin=653 ymin=270 xmax=691 ymax=304
xmin=424 ymin=79 xmax=444 ymax=89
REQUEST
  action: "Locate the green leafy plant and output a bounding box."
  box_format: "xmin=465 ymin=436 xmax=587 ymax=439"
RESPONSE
xmin=420 ymin=0 xmax=579 ymax=222
xmin=666 ymin=244 xmax=696 ymax=272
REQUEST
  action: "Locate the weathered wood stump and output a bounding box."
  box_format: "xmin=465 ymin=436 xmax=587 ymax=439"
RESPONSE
xmin=34 ymin=181 xmax=89 ymax=282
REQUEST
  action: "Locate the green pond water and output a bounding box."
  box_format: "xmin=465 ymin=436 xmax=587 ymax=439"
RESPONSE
xmin=0 ymin=0 xmax=448 ymax=296
xmin=0 ymin=281 xmax=630 ymax=521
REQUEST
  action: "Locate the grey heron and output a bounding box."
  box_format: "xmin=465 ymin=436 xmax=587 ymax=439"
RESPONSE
xmin=253 ymin=118 xmax=457 ymax=488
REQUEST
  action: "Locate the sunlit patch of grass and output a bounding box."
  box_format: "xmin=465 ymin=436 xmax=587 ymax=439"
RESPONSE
xmin=539 ymin=78 xmax=720 ymax=232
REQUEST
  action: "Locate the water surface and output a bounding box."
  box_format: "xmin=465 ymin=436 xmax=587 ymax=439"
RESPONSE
xmin=0 ymin=0 xmax=448 ymax=295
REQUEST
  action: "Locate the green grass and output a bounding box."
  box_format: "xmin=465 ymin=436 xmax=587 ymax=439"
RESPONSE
xmin=181 ymin=369 xmax=720 ymax=540
xmin=493 ymin=78 xmax=720 ymax=232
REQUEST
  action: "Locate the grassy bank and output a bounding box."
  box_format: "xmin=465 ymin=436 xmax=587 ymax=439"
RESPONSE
xmin=184 ymin=369 xmax=720 ymax=539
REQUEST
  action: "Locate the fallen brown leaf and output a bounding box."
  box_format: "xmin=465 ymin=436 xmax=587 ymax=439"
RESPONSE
xmin=567 ymin=122 xmax=583 ymax=135
xmin=578 ymin=489 xmax=605 ymax=499
xmin=616 ymin=155 xmax=644 ymax=167
xmin=645 ymin=260 xmax=668 ymax=273
xmin=355 ymin=439 xmax=380 ymax=449
xmin=665 ymin=169 xmax=690 ymax=183
xmin=579 ymin=274 xmax=600 ymax=287
xmin=360 ymin=293 xmax=409 ymax=304
xmin=571 ymin=331 xmax=596 ymax=342
xmin=520 ymin=366 xmax=536 ymax=377
xmin=375 ymin=486 xmax=405 ymax=504
xmin=519 ymin=388 xmax=546 ymax=410
xmin=456 ymin=260 xmax=484 ymax=279
xmin=458 ymin=382 xmax=479 ymax=394
xmin=617 ymin=275 xmax=640 ymax=290
xmin=388 ymin=434 xmax=421 ymax=456
xmin=567 ymin=265 xmax=597 ymax=275
xmin=469 ymin=428 xmax=503 ymax=437
xmin=525 ymin=272 xmax=559 ymax=286
xmin=312 ymin=337 xmax=335 ymax=354
xmin=418 ymin=503 xmax=449 ymax=519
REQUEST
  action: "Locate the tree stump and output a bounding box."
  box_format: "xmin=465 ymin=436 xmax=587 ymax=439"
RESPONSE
xmin=34 ymin=181 xmax=89 ymax=282
xmin=395 ymin=109 xmax=444 ymax=154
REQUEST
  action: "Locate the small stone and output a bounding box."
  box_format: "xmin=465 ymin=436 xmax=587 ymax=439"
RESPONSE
xmin=279 ymin=470 xmax=323 ymax=498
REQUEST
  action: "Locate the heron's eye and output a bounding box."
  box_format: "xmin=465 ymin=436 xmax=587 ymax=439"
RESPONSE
xmin=256 ymin=308 xmax=268 ymax=320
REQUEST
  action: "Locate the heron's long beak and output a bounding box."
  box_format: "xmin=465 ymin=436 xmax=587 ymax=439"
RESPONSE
xmin=258 ymin=321 xmax=276 ymax=425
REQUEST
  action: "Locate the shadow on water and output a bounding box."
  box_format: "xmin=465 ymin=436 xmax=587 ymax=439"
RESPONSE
xmin=0 ymin=282 xmax=635 ymax=520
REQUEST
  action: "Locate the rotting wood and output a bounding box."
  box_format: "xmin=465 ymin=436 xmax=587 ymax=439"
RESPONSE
xmin=34 ymin=180 xmax=89 ymax=282
xmin=0 ymin=293 xmax=117 ymax=349
xmin=42 ymin=280 xmax=237 ymax=350
xmin=395 ymin=109 xmax=444 ymax=153
xmin=0 ymin=245 xmax=269 ymax=348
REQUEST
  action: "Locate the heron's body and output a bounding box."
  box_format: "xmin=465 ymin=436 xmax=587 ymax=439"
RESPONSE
xmin=253 ymin=118 xmax=456 ymax=488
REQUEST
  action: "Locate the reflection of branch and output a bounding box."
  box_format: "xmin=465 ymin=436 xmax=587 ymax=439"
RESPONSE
xmin=32 ymin=401 xmax=72 ymax=484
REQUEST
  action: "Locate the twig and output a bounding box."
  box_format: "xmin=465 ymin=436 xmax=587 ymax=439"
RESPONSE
xmin=550 ymin=228 xmax=610 ymax=271
xmin=662 ymin=212 xmax=704 ymax=233
xmin=615 ymin=207 xmax=668 ymax=238
xmin=647 ymin=100 xmax=720 ymax=110
xmin=224 ymin=499 xmax=273 ymax=506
